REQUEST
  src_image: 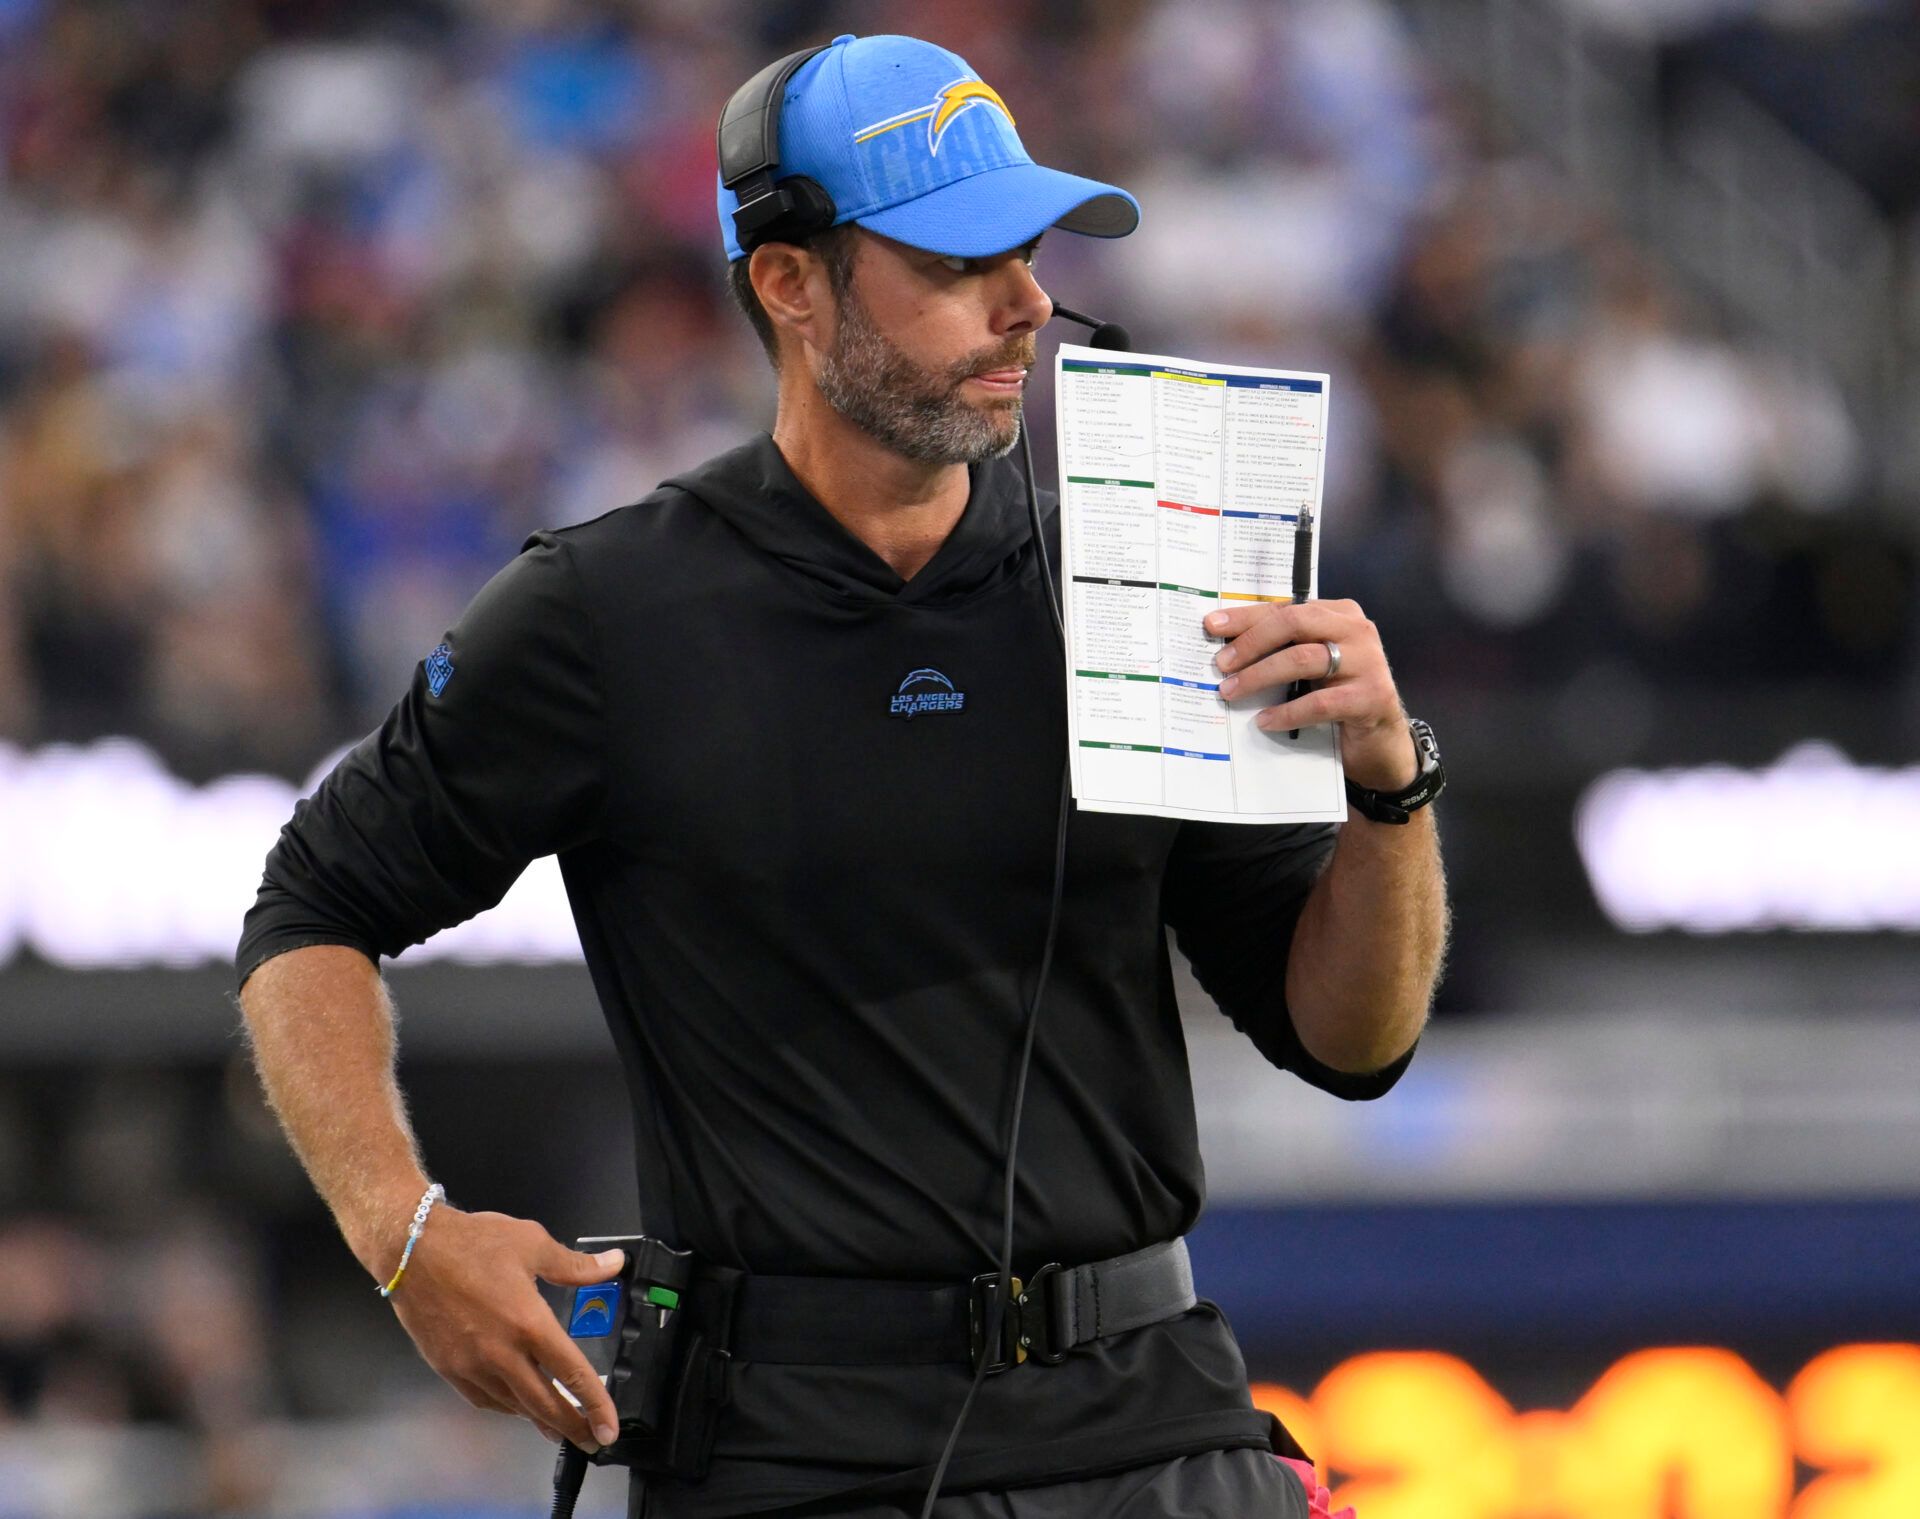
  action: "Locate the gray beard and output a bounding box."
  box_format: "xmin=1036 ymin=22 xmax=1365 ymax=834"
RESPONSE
xmin=815 ymin=289 xmax=1023 ymax=465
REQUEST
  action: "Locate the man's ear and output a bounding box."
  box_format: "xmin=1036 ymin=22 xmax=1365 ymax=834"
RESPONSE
xmin=750 ymin=243 xmax=835 ymax=358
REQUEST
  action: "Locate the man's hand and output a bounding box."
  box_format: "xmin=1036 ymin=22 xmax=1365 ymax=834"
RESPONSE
xmin=239 ymin=950 xmax=627 ymax=1449
xmin=1205 ymin=599 xmax=1416 ymax=792
xmin=1202 ymin=598 xmax=1446 ymax=1076
xmin=378 ymin=1205 xmax=626 ymax=1450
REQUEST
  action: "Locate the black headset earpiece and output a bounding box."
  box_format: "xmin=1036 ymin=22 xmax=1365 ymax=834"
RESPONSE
xmin=717 ymin=45 xmax=839 ymax=256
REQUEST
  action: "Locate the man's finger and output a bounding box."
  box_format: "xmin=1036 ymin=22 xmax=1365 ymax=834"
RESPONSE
xmin=1255 ymin=682 xmax=1366 ymax=732
xmin=1217 ymin=641 xmax=1353 ymax=701
xmin=536 ymin=1325 xmax=622 ymax=1447
xmin=1213 ymin=602 xmax=1366 ymax=671
xmin=504 ymin=1358 xmax=605 ymax=1450
xmin=1205 ymin=597 xmax=1360 ymax=640
xmin=1202 ymin=603 xmax=1268 ymax=639
xmin=452 ymin=1374 xmax=520 ymax=1417
xmin=536 ymin=1233 xmax=626 ymax=1288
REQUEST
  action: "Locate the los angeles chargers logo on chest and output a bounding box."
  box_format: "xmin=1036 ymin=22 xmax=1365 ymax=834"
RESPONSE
xmin=890 ymin=667 xmax=967 ymax=718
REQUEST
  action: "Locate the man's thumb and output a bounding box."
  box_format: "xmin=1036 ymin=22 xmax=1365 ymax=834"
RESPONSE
xmin=545 ymin=1241 xmax=626 ymax=1284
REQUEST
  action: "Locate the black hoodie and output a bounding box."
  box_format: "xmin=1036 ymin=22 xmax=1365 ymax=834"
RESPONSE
xmin=237 ymin=431 xmax=1411 ymax=1516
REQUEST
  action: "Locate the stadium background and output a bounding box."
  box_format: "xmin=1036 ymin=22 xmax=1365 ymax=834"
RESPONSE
xmin=2 ymin=0 xmax=1917 ymax=1514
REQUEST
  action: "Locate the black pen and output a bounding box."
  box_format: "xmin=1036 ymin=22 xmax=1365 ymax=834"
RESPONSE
xmin=1285 ymin=504 xmax=1314 ymax=739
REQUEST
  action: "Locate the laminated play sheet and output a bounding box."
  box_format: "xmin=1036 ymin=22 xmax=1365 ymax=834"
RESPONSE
xmin=1055 ymin=343 xmax=1344 ymax=824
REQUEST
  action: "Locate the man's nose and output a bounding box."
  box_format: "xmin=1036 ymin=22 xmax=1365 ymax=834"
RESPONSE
xmin=994 ymin=253 xmax=1054 ymax=334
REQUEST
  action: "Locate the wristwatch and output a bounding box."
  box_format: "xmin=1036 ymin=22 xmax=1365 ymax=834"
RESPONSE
xmin=1344 ymin=717 xmax=1445 ymax=824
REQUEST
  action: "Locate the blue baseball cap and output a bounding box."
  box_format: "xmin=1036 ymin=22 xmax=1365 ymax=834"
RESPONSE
xmin=717 ymin=33 xmax=1139 ymax=262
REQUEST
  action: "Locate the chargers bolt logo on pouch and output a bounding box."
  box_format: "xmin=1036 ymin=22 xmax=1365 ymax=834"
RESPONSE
xmin=890 ymin=668 xmax=967 ymax=719
xmin=424 ymin=642 xmax=455 ymax=698
xmin=853 ymin=78 xmax=1015 ymax=157
xmin=568 ymin=1281 xmax=622 ymax=1338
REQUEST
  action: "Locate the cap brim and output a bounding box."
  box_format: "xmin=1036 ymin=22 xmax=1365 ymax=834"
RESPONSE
xmin=854 ymin=162 xmax=1139 ymax=258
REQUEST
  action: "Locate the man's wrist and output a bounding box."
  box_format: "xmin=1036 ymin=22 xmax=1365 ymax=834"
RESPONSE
xmin=1341 ymin=719 xmax=1419 ymax=793
xmin=345 ymin=1176 xmax=436 ymax=1281
xmin=1345 ymin=718 xmax=1446 ymax=825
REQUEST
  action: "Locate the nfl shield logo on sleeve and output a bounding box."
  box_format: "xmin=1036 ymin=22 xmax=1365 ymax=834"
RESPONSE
xmin=425 ymin=643 xmax=455 ymax=697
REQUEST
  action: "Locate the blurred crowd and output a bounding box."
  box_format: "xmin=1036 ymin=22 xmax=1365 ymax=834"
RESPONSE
xmin=1 ymin=3 xmax=1916 ymax=1510
xmin=0 ymin=0 xmax=1910 ymax=781
xmin=0 ymin=1063 xmax=287 ymax=1512
xmin=0 ymin=1054 xmax=636 ymax=1515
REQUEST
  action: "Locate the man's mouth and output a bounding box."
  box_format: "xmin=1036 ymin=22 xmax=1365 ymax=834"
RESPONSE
xmin=968 ymin=368 xmax=1028 ymax=392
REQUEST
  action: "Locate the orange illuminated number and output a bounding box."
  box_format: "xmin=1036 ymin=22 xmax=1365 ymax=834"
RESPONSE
xmin=1789 ymin=1344 xmax=1920 ymax=1519
xmin=1564 ymin=1348 xmax=1791 ymax=1519
xmin=1310 ymin=1351 xmax=1519 ymax=1519
xmin=1260 ymin=1343 xmax=1920 ymax=1519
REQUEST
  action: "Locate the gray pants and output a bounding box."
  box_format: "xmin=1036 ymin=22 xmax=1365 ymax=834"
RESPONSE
xmin=634 ymin=1447 xmax=1310 ymax=1518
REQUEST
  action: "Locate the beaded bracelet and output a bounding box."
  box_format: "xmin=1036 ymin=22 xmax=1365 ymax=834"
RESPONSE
xmin=378 ymin=1182 xmax=446 ymax=1298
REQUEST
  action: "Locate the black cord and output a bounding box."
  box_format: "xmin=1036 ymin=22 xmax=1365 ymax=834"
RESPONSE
xmin=550 ymin=1441 xmax=589 ymax=1519
xmin=915 ymin=768 xmax=1068 ymax=1519
xmin=914 ymin=419 xmax=1071 ymax=1519
xmin=1021 ymin=421 xmax=1067 ymax=645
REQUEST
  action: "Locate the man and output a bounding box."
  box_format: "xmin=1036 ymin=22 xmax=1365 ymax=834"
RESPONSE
xmin=236 ymin=32 xmax=1445 ymax=1519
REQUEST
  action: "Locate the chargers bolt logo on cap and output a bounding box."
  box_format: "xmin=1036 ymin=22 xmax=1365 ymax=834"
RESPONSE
xmin=853 ymin=78 xmax=1016 ymax=156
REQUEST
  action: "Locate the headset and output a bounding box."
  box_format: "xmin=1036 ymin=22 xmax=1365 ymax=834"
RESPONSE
xmin=717 ymin=46 xmax=838 ymax=256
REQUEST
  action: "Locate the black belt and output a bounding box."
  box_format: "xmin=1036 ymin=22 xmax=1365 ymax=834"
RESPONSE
xmin=727 ymin=1238 xmax=1196 ymax=1375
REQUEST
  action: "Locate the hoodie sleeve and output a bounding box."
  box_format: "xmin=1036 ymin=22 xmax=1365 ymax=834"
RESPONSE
xmin=1162 ymin=819 xmax=1416 ymax=1100
xmin=234 ymin=531 xmax=605 ymax=993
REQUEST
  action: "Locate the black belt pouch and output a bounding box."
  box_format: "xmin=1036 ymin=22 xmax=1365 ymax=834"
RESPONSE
xmin=618 ymin=1261 xmax=742 ymax=1482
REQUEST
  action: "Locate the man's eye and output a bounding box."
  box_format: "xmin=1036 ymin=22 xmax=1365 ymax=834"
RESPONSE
xmin=935 ymin=247 xmax=1039 ymax=275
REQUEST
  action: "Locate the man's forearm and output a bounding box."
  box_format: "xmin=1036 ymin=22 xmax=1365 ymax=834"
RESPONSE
xmin=236 ymin=944 xmax=433 ymax=1280
xmin=236 ymin=942 xmax=628 ymax=1448
xmin=1202 ymin=596 xmax=1449 ymax=1076
xmin=1284 ymin=808 xmax=1448 ymax=1073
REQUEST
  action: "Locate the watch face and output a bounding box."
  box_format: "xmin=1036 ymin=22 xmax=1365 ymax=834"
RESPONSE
xmin=1410 ymin=719 xmax=1441 ymax=775
xmin=1347 ymin=720 xmax=1443 ymax=821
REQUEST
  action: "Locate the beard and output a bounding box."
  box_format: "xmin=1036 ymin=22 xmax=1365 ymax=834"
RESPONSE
xmin=814 ymin=284 xmax=1034 ymax=466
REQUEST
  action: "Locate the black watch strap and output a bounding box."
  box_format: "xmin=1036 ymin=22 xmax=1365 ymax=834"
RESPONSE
xmin=1345 ymin=718 xmax=1445 ymax=824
